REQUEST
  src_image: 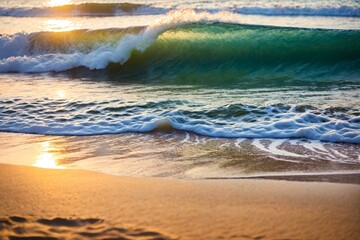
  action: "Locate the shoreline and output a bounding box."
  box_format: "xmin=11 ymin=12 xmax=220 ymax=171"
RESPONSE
xmin=1 ymin=132 xmax=359 ymax=182
xmin=205 ymin=172 xmax=360 ymax=184
xmin=1 ymin=163 xmax=359 ymax=239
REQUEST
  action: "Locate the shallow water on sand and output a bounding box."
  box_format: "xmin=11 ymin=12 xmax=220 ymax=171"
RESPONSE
xmin=1 ymin=132 xmax=359 ymax=182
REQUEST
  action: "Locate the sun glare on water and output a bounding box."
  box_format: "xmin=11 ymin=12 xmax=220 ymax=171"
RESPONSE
xmin=49 ymin=0 xmax=72 ymax=7
xmin=56 ymin=89 xmax=67 ymax=99
xmin=44 ymin=19 xmax=74 ymax=31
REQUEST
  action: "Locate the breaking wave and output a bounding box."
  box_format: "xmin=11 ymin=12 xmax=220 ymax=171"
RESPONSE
xmin=1 ymin=99 xmax=359 ymax=143
xmin=0 ymin=10 xmax=359 ymax=84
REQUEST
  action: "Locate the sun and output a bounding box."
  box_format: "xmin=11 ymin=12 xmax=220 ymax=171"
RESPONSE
xmin=49 ymin=0 xmax=72 ymax=7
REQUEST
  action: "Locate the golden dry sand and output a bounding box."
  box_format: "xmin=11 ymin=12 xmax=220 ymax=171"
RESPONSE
xmin=0 ymin=163 xmax=359 ymax=240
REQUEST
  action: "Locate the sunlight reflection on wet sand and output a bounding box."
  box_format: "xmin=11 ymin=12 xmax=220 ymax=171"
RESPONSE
xmin=32 ymin=141 xmax=64 ymax=169
xmin=0 ymin=132 xmax=359 ymax=179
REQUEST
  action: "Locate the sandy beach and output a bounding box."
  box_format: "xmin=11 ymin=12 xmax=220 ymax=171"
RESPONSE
xmin=0 ymin=163 xmax=359 ymax=240
xmin=1 ymin=0 xmax=360 ymax=239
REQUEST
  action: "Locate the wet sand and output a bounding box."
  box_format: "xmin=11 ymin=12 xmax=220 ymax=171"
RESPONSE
xmin=0 ymin=163 xmax=359 ymax=240
xmin=1 ymin=132 xmax=360 ymax=180
xmin=206 ymin=173 xmax=360 ymax=184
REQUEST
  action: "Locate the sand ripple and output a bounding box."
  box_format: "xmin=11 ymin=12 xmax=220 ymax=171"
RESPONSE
xmin=0 ymin=216 xmax=174 ymax=240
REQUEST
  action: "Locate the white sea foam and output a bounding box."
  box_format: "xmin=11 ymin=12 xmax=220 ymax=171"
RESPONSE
xmin=1 ymin=112 xmax=359 ymax=143
xmin=169 ymin=117 xmax=360 ymax=144
xmin=0 ymin=33 xmax=29 ymax=59
xmin=267 ymin=140 xmax=303 ymax=158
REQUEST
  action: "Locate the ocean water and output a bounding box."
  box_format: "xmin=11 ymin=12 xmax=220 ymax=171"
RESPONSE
xmin=0 ymin=0 xmax=359 ymax=179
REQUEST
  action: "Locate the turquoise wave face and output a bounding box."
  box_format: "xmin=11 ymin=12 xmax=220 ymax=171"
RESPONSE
xmin=115 ymin=23 xmax=360 ymax=85
xmin=146 ymin=23 xmax=360 ymax=64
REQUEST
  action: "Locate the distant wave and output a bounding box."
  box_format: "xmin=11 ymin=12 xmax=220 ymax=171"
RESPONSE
xmin=0 ymin=3 xmax=166 ymax=17
xmin=233 ymin=6 xmax=360 ymax=17
xmin=0 ymin=10 xmax=359 ymax=81
xmin=0 ymin=3 xmax=359 ymax=17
